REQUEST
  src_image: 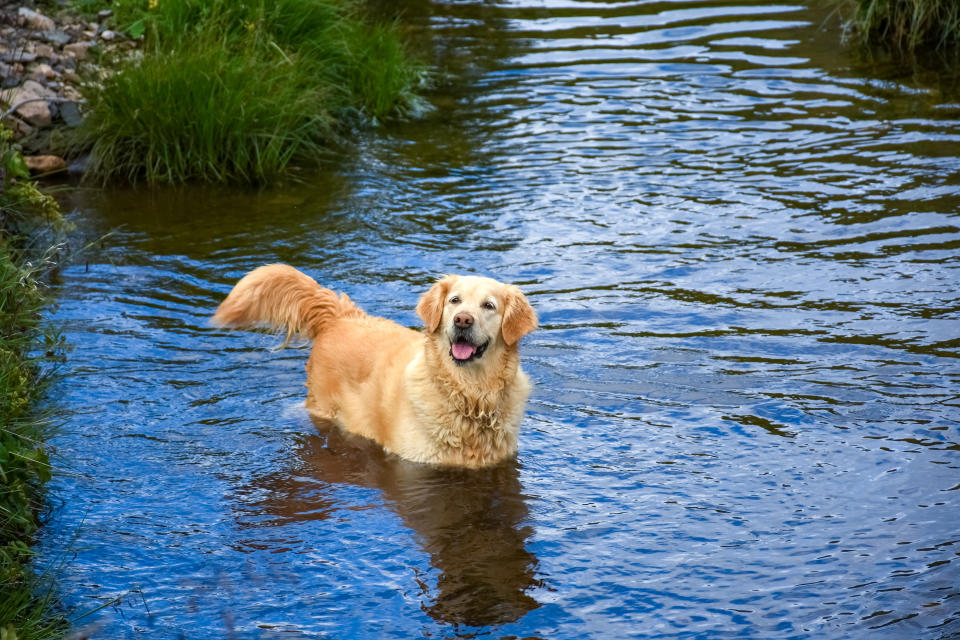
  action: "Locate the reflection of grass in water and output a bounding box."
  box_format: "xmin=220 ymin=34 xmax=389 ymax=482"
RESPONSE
xmin=0 ymin=131 xmax=68 ymax=639
xmin=74 ymin=0 xmax=429 ymax=184
xmin=847 ymin=0 xmax=960 ymax=52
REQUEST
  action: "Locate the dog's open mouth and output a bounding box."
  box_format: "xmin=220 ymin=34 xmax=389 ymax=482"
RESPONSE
xmin=450 ymin=338 xmax=489 ymax=364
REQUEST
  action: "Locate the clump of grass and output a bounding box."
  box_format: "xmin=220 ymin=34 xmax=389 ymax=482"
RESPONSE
xmin=78 ymin=41 xmax=334 ymax=183
xmin=0 ymin=129 xmax=68 ymax=640
xmin=73 ymin=0 xmax=429 ymax=184
xmin=846 ymin=0 xmax=960 ymax=52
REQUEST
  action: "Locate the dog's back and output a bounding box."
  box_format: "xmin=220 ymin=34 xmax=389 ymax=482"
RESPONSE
xmin=213 ymin=264 xmax=424 ymax=445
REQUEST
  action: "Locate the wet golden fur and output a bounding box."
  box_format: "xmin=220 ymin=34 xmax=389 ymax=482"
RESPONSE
xmin=212 ymin=264 xmax=537 ymax=468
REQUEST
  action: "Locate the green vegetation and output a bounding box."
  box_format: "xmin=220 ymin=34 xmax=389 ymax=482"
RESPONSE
xmin=846 ymin=0 xmax=960 ymax=52
xmin=0 ymin=130 xmax=68 ymax=639
xmin=71 ymin=0 xmax=429 ymax=184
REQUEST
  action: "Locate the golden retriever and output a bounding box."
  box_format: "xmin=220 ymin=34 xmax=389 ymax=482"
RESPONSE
xmin=212 ymin=265 xmax=538 ymax=468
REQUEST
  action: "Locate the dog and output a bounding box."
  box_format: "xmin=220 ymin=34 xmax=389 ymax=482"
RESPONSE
xmin=212 ymin=265 xmax=538 ymax=468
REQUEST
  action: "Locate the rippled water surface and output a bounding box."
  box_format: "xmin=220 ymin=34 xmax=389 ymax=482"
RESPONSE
xmin=39 ymin=1 xmax=960 ymax=638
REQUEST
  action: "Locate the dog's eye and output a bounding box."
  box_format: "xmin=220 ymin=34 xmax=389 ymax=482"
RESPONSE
xmin=449 ymin=296 xmax=461 ymax=305
xmin=482 ymin=301 xmax=496 ymax=311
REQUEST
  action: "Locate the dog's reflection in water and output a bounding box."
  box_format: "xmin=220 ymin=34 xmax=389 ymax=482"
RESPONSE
xmin=237 ymin=416 xmax=542 ymax=627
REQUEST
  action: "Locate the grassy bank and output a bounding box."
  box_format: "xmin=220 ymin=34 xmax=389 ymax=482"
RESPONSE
xmin=0 ymin=130 xmax=67 ymax=639
xmin=846 ymin=0 xmax=960 ymax=52
xmin=72 ymin=0 xmax=428 ymax=184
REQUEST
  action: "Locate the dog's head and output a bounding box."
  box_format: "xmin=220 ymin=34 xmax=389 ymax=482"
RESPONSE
xmin=417 ymin=275 xmax=537 ymax=366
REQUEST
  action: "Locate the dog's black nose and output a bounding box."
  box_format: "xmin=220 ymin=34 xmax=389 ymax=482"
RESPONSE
xmin=454 ymin=312 xmax=474 ymax=328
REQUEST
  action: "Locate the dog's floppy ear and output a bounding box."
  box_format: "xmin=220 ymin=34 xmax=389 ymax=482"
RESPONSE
xmin=417 ymin=275 xmax=455 ymax=333
xmin=501 ymin=285 xmax=538 ymax=346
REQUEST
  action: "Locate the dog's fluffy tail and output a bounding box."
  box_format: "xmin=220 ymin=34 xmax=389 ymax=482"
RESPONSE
xmin=212 ymin=264 xmax=360 ymax=342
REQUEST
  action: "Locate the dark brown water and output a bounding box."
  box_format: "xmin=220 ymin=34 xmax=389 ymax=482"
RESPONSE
xmin=38 ymin=1 xmax=960 ymax=638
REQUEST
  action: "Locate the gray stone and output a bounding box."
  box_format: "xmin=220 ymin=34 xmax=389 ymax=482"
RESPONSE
xmin=59 ymin=100 xmax=83 ymax=127
xmin=42 ymin=30 xmax=73 ymax=46
xmin=2 ymin=51 xmax=37 ymax=63
xmin=18 ymin=8 xmax=56 ymax=32
xmin=100 ymin=30 xmax=116 ymax=41
xmin=27 ymin=69 xmax=48 ymax=85
xmin=68 ymin=155 xmax=89 ymax=176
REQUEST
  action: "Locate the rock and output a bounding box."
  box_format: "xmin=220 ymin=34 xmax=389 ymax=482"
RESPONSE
xmin=10 ymin=117 xmax=33 ymax=138
xmin=21 ymin=79 xmax=54 ymax=97
xmin=63 ymin=42 xmax=92 ymax=60
xmin=27 ymin=69 xmax=46 ymax=85
xmin=28 ymin=63 xmax=57 ymax=83
xmin=59 ymin=100 xmax=83 ymax=127
xmin=62 ymin=86 xmax=82 ymax=101
xmin=68 ymin=155 xmax=89 ymax=176
xmin=42 ymin=30 xmax=72 ymax=46
xmin=18 ymin=8 xmax=56 ymax=32
xmin=2 ymin=50 xmax=37 ymax=63
xmin=34 ymin=43 xmax=56 ymax=59
xmin=100 ymin=30 xmax=116 ymax=41
xmin=24 ymin=155 xmax=67 ymax=175
xmin=8 ymin=80 xmax=54 ymax=128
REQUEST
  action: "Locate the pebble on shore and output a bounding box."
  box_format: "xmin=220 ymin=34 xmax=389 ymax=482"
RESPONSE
xmin=1 ymin=4 xmax=138 ymax=173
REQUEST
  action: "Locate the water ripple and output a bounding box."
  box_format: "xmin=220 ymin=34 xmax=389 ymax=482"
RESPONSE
xmin=38 ymin=0 xmax=960 ymax=638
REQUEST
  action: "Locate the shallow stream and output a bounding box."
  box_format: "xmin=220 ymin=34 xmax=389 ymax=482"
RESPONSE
xmin=39 ymin=1 xmax=960 ymax=638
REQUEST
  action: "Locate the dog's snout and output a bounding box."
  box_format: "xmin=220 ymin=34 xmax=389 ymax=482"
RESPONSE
xmin=454 ymin=312 xmax=474 ymax=328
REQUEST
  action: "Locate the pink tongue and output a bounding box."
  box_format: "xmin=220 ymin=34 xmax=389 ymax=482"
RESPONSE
xmin=451 ymin=342 xmax=477 ymax=360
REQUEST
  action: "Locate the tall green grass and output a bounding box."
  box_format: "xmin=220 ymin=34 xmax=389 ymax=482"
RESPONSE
xmin=0 ymin=130 xmax=68 ymax=640
xmin=847 ymin=0 xmax=960 ymax=52
xmin=74 ymin=0 xmax=429 ymax=184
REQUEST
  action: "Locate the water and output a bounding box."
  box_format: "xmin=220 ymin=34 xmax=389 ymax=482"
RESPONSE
xmin=37 ymin=1 xmax=960 ymax=638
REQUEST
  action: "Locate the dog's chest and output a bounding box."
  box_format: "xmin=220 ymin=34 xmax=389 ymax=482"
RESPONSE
xmin=431 ymin=410 xmax=517 ymax=467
